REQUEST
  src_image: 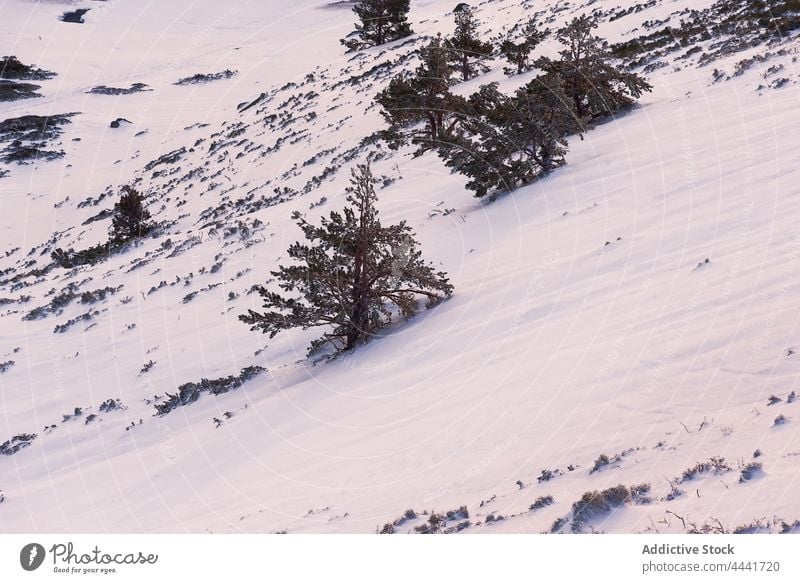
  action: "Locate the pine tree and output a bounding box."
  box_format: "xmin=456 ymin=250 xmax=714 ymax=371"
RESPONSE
xmin=376 ymin=34 xmax=469 ymax=147
xmin=536 ymin=15 xmax=652 ymax=121
xmin=110 ymin=185 xmax=152 ymax=243
xmin=240 ymin=163 xmax=453 ymax=355
xmin=446 ymin=7 xmax=493 ymax=82
xmin=499 ymin=17 xmax=548 ymax=75
xmin=341 ymin=0 xmax=413 ymax=51
xmin=439 ymin=75 xmax=582 ymax=198
xmin=510 ymin=74 xmax=584 ymax=172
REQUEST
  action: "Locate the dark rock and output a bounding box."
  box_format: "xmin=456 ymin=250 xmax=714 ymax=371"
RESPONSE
xmin=61 ymin=9 xmax=90 ymax=24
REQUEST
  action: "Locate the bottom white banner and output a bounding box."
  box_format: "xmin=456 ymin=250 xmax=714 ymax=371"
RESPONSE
xmin=0 ymin=534 xmax=796 ymax=582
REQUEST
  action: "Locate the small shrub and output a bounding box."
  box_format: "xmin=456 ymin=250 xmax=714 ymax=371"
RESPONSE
xmin=680 ymin=457 xmax=731 ymax=482
xmin=154 ymin=366 xmax=265 ymax=415
xmin=733 ymin=519 xmax=768 ymax=534
xmin=98 ymin=399 xmax=123 ymax=412
xmin=530 ymin=495 xmax=555 ymax=511
xmin=571 ymin=485 xmax=634 ymax=532
xmin=739 ymin=462 xmax=763 ymax=483
xmin=0 ymin=433 xmax=36 ymax=455
xmin=414 ymin=512 xmax=445 ymax=534
xmin=445 ymin=506 xmax=469 ymax=520
xmin=590 ymin=454 xmax=610 ymax=474
xmin=538 ymin=469 xmax=556 ymax=482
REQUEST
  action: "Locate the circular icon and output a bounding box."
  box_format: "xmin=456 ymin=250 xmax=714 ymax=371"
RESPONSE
xmin=19 ymin=543 xmax=46 ymax=571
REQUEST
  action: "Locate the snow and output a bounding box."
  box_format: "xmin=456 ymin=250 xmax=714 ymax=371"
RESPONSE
xmin=1 ymin=0 xmax=800 ymax=534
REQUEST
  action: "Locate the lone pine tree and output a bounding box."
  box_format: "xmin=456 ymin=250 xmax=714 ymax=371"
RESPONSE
xmin=447 ymin=7 xmax=493 ymax=81
xmin=536 ymin=15 xmax=652 ymax=121
xmin=499 ymin=17 xmax=548 ymax=75
xmin=51 ymin=185 xmax=152 ymax=268
xmin=341 ymin=0 xmax=413 ymax=51
xmin=240 ymin=163 xmax=453 ymax=354
xmin=110 ymin=185 xmax=152 ymax=243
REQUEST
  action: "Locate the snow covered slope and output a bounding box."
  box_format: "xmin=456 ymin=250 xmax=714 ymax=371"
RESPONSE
xmin=2 ymin=0 xmax=800 ymax=534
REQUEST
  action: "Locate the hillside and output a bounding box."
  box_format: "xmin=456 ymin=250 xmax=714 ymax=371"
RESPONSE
xmin=1 ymin=0 xmax=800 ymax=534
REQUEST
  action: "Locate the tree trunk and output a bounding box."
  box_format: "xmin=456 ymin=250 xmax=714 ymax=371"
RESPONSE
xmin=427 ymin=112 xmax=438 ymax=142
xmin=346 ymin=189 xmax=372 ymax=350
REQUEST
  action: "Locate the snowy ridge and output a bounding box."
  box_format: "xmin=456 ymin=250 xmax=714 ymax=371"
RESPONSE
xmin=1 ymin=0 xmax=800 ymax=533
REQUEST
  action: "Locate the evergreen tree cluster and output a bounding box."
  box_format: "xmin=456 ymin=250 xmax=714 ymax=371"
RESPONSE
xmin=374 ymin=7 xmax=493 ymax=148
xmin=376 ymin=14 xmax=652 ymax=198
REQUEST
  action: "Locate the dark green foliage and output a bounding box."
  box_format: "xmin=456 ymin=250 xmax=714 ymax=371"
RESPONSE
xmin=571 ymin=484 xmax=631 ymax=531
xmin=415 ymin=512 xmax=446 ymax=533
xmin=739 ymin=462 xmax=763 ymax=482
xmin=445 ymin=505 xmax=469 ymax=520
xmin=611 ymin=0 xmax=800 ymax=68
xmin=155 ymin=366 xmax=265 ymax=415
xmin=174 ymin=70 xmax=237 ymax=86
xmin=88 ymin=82 xmax=151 ymax=95
xmin=0 ymin=433 xmax=36 ymax=456
xmin=0 ymin=55 xmax=56 ymax=80
xmin=499 ymin=17 xmax=548 ymax=75
xmin=240 ymin=162 xmax=452 ymax=355
xmin=438 ymin=74 xmax=582 ymax=197
xmin=590 ymin=453 xmax=611 ymax=473
xmin=23 ymin=283 xmax=79 ymax=320
xmin=52 ymin=185 xmax=153 ymax=269
xmin=376 ymin=34 xmax=469 ymax=148
xmin=51 ymin=242 xmax=114 ymax=269
xmin=342 ymin=0 xmax=413 ymax=51
xmin=0 ymin=112 xmax=77 ymax=164
xmin=99 ymin=398 xmax=123 ymax=412
xmin=80 ymin=286 xmax=123 ymax=304
xmin=679 ymin=457 xmax=732 ymax=482
xmin=447 ymin=7 xmax=493 ymax=81
xmin=110 ymin=185 xmax=152 ymax=243
xmin=536 ymin=15 xmax=652 ymax=121
xmin=0 ymin=80 xmax=43 ymax=102
xmin=434 ymin=15 xmax=651 ymax=199
xmin=530 ymin=495 xmax=555 ymax=511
